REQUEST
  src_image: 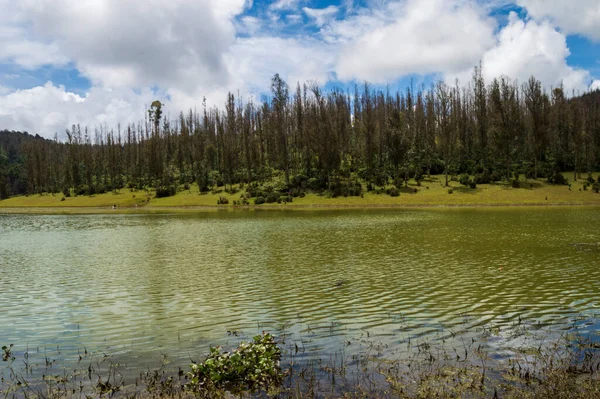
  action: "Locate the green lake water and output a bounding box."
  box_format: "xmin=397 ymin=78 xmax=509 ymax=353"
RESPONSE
xmin=1 ymin=208 xmax=600 ymax=371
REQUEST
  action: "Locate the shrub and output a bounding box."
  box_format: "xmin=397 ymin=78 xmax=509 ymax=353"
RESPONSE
xmin=474 ymin=173 xmax=491 ymax=185
xmin=587 ymin=174 xmax=596 ymax=184
xmin=183 ymin=182 xmax=190 ymax=190
xmin=225 ymin=186 xmax=239 ymax=195
xmin=60 ymin=197 xmax=66 ymax=202
xmin=281 ymin=195 xmax=293 ymax=203
xmin=254 ymin=196 xmax=265 ymax=205
xmin=511 ymin=179 xmax=520 ymax=188
xmin=448 ymin=188 xmax=454 ymax=194
xmin=187 ymin=333 xmax=282 ymax=397
xmin=265 ymin=192 xmax=280 ymax=204
xmin=388 ymin=187 xmax=400 ymax=197
xmin=593 ymin=182 xmax=600 ymax=194
xmin=95 ymin=184 xmax=107 ymax=194
xmin=155 ymin=185 xmax=177 ymax=198
xmin=459 ymin=174 xmax=471 ymax=186
xmin=74 ymin=185 xmax=90 ymax=196
xmin=62 ymin=187 xmax=71 ymax=198
xmin=217 ymin=196 xmax=229 ymax=205
xmin=548 ymin=172 xmax=568 ymax=185
xmin=329 ymin=179 xmax=362 ymax=197
xmin=469 ymin=181 xmax=477 ymax=189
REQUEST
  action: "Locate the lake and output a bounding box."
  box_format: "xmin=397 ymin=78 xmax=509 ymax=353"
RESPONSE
xmin=1 ymin=207 xmax=599 ymax=373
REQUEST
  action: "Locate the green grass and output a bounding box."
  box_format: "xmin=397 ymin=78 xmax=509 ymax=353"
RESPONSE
xmin=2 ymin=173 xmax=600 ymax=213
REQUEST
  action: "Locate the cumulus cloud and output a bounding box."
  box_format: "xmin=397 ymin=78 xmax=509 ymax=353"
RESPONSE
xmin=516 ymin=0 xmax=600 ymax=41
xmin=303 ymin=6 xmax=339 ymax=27
xmin=0 ymin=0 xmax=598 ymax=137
xmin=13 ymin=0 xmax=247 ymax=92
xmin=592 ymin=80 xmax=600 ymax=91
xmin=450 ymin=12 xmax=592 ymax=92
xmin=334 ymin=0 xmax=497 ymax=82
xmin=0 ymin=82 xmax=164 ymax=138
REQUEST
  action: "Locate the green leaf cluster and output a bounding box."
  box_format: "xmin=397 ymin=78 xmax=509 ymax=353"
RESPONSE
xmin=187 ymin=333 xmax=282 ymax=397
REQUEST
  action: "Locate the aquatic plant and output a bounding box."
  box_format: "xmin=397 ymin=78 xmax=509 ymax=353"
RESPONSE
xmin=187 ymin=332 xmax=283 ymax=397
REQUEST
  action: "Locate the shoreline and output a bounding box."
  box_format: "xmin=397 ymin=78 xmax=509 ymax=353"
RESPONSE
xmin=1 ymin=201 xmax=599 ymax=214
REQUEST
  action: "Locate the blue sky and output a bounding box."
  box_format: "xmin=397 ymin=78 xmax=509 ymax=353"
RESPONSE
xmin=0 ymin=0 xmax=599 ymax=138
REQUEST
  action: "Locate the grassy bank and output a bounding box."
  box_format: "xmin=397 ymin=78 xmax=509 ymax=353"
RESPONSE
xmin=1 ymin=173 xmax=600 ymax=213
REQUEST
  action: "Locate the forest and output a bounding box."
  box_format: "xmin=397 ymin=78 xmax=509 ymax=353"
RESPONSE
xmin=1 ymin=66 xmax=600 ymax=202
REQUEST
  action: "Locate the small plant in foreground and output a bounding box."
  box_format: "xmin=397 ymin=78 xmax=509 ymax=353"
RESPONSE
xmin=2 ymin=344 xmax=14 ymax=362
xmin=187 ymin=333 xmax=283 ymax=397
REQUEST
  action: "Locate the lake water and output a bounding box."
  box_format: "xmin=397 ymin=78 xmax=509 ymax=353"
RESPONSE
xmin=1 ymin=208 xmax=600 ymax=373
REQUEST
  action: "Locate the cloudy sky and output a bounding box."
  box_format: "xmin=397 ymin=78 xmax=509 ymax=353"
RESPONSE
xmin=1 ymin=0 xmax=599 ymax=138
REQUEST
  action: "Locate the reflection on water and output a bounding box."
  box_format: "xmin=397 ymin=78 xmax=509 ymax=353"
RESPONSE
xmin=1 ymin=208 xmax=599 ymax=370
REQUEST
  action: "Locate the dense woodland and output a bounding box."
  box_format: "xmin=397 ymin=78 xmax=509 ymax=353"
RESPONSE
xmin=1 ymin=67 xmax=600 ymax=201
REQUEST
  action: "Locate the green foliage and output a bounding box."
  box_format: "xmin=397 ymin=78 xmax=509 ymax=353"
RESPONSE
xmin=265 ymin=192 xmax=280 ymax=204
xmin=387 ymin=187 xmax=400 ymax=197
xmin=593 ymin=182 xmax=600 ymax=194
xmin=187 ymin=333 xmax=282 ymax=397
xmin=217 ymin=196 xmax=229 ymax=205
xmin=329 ymin=179 xmax=362 ymax=198
xmin=448 ymin=188 xmax=453 ymax=194
xmin=155 ymin=185 xmax=177 ymax=198
xmin=459 ymin=174 xmax=477 ymax=189
xmin=254 ymin=196 xmax=265 ymax=205
xmin=548 ymin=172 xmax=569 ymax=185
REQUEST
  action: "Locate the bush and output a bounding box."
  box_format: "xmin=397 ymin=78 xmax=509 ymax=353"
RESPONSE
xmin=183 ymin=182 xmax=190 ymax=190
xmin=217 ymin=196 xmax=229 ymax=205
xmin=225 ymin=186 xmax=239 ymax=195
xmin=460 ymin=173 xmax=477 ymax=188
xmin=548 ymin=172 xmax=568 ymax=185
xmin=155 ymin=185 xmax=177 ymax=198
xmin=387 ymin=187 xmax=400 ymax=197
xmin=593 ymin=182 xmax=600 ymax=194
xmin=254 ymin=196 xmax=265 ymax=205
xmin=265 ymin=192 xmax=280 ymax=204
xmin=289 ymin=188 xmax=305 ymax=198
xmin=95 ymin=184 xmax=107 ymax=194
xmin=587 ymin=174 xmax=596 ymax=184
xmin=74 ymin=185 xmax=90 ymax=196
xmin=448 ymin=188 xmax=454 ymax=194
xmin=60 ymin=196 xmax=66 ymax=202
xmin=62 ymin=187 xmax=71 ymax=198
xmin=459 ymin=174 xmax=471 ymax=186
xmin=474 ymin=173 xmax=491 ymax=185
xmin=187 ymin=333 xmax=282 ymax=397
xmin=511 ymin=179 xmax=520 ymax=188
xmin=329 ymin=179 xmax=362 ymax=198
xmin=281 ymin=195 xmax=293 ymax=203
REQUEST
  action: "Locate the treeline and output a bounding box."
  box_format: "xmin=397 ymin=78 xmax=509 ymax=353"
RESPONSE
xmin=1 ymin=67 xmax=600 ymax=200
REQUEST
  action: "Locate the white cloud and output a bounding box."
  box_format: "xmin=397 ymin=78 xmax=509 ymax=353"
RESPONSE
xmin=335 ymin=0 xmax=496 ymax=82
xmin=303 ymin=6 xmax=339 ymax=27
xmin=12 ymin=0 xmax=247 ymax=92
xmin=517 ymin=0 xmax=600 ymax=41
xmin=269 ymin=0 xmax=302 ymax=11
xmin=592 ymin=80 xmax=600 ymax=91
xmin=0 ymin=25 xmax=68 ymax=68
xmin=225 ymin=36 xmax=335 ymax=94
xmin=1 ymin=0 xmax=598 ymax=138
xmin=450 ymin=12 xmax=592 ymax=92
xmin=0 ymin=82 xmax=163 ymax=138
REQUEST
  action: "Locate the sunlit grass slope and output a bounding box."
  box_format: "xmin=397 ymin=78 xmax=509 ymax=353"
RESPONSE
xmin=1 ymin=173 xmax=600 ymax=211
